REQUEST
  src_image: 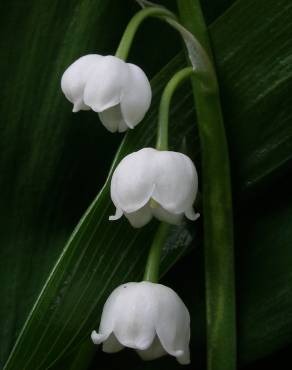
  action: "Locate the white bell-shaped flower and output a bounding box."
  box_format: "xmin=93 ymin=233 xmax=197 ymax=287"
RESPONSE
xmin=91 ymin=281 xmax=191 ymax=364
xmin=61 ymin=54 xmax=151 ymax=133
xmin=110 ymin=148 xmax=199 ymax=228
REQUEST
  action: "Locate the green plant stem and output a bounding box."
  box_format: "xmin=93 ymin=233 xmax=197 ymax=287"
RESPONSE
xmin=143 ymin=222 xmax=170 ymax=282
xmin=177 ymin=2 xmax=237 ymax=370
xmin=156 ymin=66 xmax=194 ymax=150
xmin=115 ymin=7 xmax=176 ymax=60
xmin=177 ymin=0 xmax=212 ymax=57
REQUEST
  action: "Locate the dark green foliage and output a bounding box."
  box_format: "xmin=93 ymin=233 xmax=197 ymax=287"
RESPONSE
xmin=1 ymin=0 xmax=292 ymax=369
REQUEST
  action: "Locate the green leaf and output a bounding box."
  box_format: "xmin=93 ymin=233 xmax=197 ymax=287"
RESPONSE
xmin=0 ymin=0 xmax=181 ymax=367
xmin=237 ymin=181 xmax=292 ymax=365
xmin=3 ymin=52 xmax=198 ymax=370
xmin=0 ymin=0 xmax=132 ymax=366
xmin=140 ymin=181 xmax=292 ymax=370
xmin=210 ymin=0 xmax=292 ymax=193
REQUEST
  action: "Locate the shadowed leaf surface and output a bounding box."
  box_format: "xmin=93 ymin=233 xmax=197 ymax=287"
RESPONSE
xmin=1 ymin=0 xmax=292 ymax=369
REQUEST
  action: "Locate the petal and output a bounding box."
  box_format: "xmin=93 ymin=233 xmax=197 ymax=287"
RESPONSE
xmin=109 ymin=282 xmax=157 ymax=350
xmin=102 ymin=333 xmax=124 ymax=353
xmin=177 ymin=347 xmax=191 ymax=365
xmin=110 ymin=148 xmax=157 ymax=213
xmin=152 ymin=151 xmax=198 ymax=214
xmin=136 ymin=336 xmax=167 ymax=361
xmin=72 ymin=99 xmax=90 ymax=113
xmin=83 ymin=55 xmax=129 ymax=112
xmin=91 ymin=331 xmax=124 ymax=353
xmin=91 ymin=330 xmax=108 ymax=345
xmin=98 ymin=105 xmax=126 ymax=133
xmin=151 ymin=205 xmax=182 ymax=225
xmin=153 ymin=284 xmax=191 ymax=362
xmin=120 ymin=63 xmax=152 ymax=128
xmin=118 ymin=119 xmax=129 ymax=133
xmin=124 ymin=203 xmax=153 ymax=228
xmin=61 ymin=54 xmax=102 ymax=111
xmin=109 ymin=207 xmax=123 ymax=221
xmin=185 ymin=207 xmax=200 ymax=221
xmin=96 ymin=283 xmax=129 ymax=339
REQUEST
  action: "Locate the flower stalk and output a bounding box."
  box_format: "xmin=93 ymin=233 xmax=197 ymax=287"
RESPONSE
xmin=156 ymin=66 xmax=194 ymax=151
xmin=143 ymin=222 xmax=170 ymax=282
xmin=115 ymin=7 xmax=177 ymax=60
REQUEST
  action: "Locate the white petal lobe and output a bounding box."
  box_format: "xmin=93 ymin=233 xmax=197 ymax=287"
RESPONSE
xmin=109 ymin=207 xmax=123 ymax=221
xmin=102 ymin=333 xmax=124 ymax=353
xmin=110 ymin=148 xmax=157 ymax=213
xmin=152 ymin=151 xmax=198 ymax=214
xmin=84 ymin=56 xmax=129 ymax=112
xmin=98 ymin=105 xmax=125 ymax=133
xmin=185 ymin=207 xmax=200 ymax=221
xmin=107 ymin=283 xmax=157 ymax=350
xmin=124 ymin=203 xmax=153 ymax=228
xmin=151 ymin=206 xmax=182 ymax=225
xmin=91 ymin=331 xmax=108 ymax=345
xmin=120 ymin=63 xmax=152 ymax=128
xmin=61 ymin=54 xmax=102 ymax=110
xmin=137 ymin=336 xmax=167 ymax=361
xmin=154 ymin=284 xmax=191 ymax=362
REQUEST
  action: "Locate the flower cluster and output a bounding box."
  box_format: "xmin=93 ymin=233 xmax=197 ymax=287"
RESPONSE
xmin=61 ymin=54 xmax=197 ymax=365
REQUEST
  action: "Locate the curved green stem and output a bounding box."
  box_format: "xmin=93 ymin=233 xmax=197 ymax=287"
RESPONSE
xmin=116 ymin=3 xmax=215 ymax=95
xmin=143 ymin=222 xmax=170 ymax=282
xmin=177 ymin=2 xmax=236 ymax=370
xmin=115 ymin=7 xmax=176 ymax=60
xmin=156 ymin=66 xmax=194 ymax=150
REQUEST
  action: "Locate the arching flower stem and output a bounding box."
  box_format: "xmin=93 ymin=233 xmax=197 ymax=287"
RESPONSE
xmin=115 ymin=4 xmax=214 ymax=89
xmin=115 ymin=7 xmax=177 ymax=60
xmin=156 ymin=66 xmax=194 ymax=151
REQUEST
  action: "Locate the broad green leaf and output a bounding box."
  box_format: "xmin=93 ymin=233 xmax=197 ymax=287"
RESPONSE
xmin=166 ymin=179 xmax=292 ymax=369
xmin=3 ymin=53 xmax=198 ymax=370
xmin=105 ymin=180 xmax=292 ymax=370
xmin=237 ymin=182 xmax=292 ymax=364
xmin=210 ymin=0 xmax=292 ymax=194
xmin=0 ymin=1 xmax=130 ymax=366
xmin=0 ymin=0 xmax=181 ymax=367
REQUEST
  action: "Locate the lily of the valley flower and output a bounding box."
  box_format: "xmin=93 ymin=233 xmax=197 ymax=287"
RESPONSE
xmin=61 ymin=54 xmax=151 ymax=132
xmin=109 ymin=148 xmax=199 ymax=228
xmin=91 ymin=281 xmax=190 ymax=364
